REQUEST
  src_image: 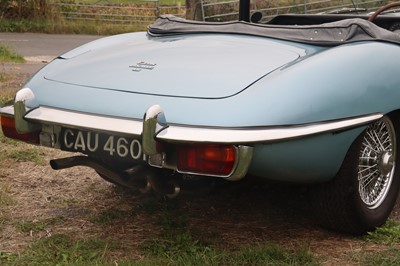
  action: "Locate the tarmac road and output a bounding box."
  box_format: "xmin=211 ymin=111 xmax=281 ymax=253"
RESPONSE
xmin=0 ymin=33 xmax=102 ymax=73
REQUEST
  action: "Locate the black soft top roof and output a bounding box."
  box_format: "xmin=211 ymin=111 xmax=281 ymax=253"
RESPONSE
xmin=148 ymin=15 xmax=400 ymax=46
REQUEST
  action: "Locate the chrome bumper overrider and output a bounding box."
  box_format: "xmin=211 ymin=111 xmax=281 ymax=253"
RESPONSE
xmin=0 ymin=102 xmax=383 ymax=181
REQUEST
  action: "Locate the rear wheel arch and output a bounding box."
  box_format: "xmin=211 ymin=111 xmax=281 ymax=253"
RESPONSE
xmin=311 ymin=112 xmax=400 ymax=234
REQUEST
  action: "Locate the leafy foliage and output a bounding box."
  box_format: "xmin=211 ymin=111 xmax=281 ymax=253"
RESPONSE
xmin=0 ymin=0 xmax=51 ymax=19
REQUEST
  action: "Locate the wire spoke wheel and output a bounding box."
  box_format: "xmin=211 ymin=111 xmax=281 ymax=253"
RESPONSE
xmin=358 ymin=117 xmax=396 ymax=209
xmin=312 ymin=115 xmax=400 ymax=234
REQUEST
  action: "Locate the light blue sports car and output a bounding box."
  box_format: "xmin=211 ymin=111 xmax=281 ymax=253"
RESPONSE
xmin=2 ymin=1 xmax=400 ymax=234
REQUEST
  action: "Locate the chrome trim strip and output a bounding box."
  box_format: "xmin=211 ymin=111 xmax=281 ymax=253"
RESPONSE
xmin=156 ymin=113 xmax=383 ymax=144
xmin=24 ymin=106 xmax=143 ymax=136
xmin=22 ymin=106 xmax=382 ymax=144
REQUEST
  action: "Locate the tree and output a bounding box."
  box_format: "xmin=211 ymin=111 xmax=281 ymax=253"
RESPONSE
xmin=186 ymin=0 xmax=203 ymax=20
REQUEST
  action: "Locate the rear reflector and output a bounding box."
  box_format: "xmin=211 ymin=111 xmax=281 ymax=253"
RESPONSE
xmin=177 ymin=144 xmax=236 ymax=176
xmin=1 ymin=115 xmax=39 ymax=144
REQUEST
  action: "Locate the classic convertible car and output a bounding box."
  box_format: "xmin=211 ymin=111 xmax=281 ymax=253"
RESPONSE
xmin=1 ymin=1 xmax=400 ymax=234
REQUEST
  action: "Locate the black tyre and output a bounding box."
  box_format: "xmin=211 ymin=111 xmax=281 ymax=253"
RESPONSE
xmin=312 ymin=115 xmax=400 ymax=234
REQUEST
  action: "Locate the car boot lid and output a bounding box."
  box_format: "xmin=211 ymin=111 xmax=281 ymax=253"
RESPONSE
xmin=44 ymin=32 xmax=304 ymax=99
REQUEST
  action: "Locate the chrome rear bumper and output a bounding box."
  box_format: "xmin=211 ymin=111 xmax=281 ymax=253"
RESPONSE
xmin=5 ymin=105 xmax=382 ymax=144
xmin=0 ymin=102 xmax=383 ymax=181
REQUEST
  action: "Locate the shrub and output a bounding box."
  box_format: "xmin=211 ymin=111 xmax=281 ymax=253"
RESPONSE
xmin=0 ymin=0 xmax=50 ymax=19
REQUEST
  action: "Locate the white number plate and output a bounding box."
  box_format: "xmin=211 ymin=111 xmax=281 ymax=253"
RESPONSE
xmin=61 ymin=128 xmax=143 ymax=161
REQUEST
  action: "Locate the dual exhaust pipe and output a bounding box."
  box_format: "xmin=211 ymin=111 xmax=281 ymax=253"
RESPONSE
xmin=50 ymin=156 xmax=180 ymax=198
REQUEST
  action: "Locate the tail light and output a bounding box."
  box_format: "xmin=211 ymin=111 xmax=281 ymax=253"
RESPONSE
xmin=1 ymin=115 xmax=40 ymax=144
xmin=177 ymin=144 xmax=236 ymax=176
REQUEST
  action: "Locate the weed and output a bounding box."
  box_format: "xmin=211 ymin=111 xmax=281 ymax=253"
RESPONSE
xmin=360 ymin=247 xmax=400 ymax=266
xmin=230 ymin=245 xmax=316 ymax=266
xmin=14 ymin=220 xmax=48 ymax=233
xmin=0 ymin=79 xmax=17 ymax=107
xmin=0 ymin=251 xmax=18 ymax=263
xmin=0 ymin=45 xmax=25 ymax=63
xmin=136 ymin=195 xmax=317 ymax=265
xmin=0 ymin=73 xmax=10 ymax=82
xmin=54 ymin=198 xmax=81 ymax=206
xmin=142 ymin=234 xmax=317 ymax=265
xmin=8 ymin=148 xmax=45 ymax=165
xmin=0 ymin=183 xmax=13 ymax=233
xmin=0 ymin=217 xmax=5 ymax=227
xmin=366 ymin=220 xmax=400 ymax=244
xmin=155 ymin=200 xmax=187 ymax=231
xmin=135 ymin=197 xmax=165 ymax=214
xmin=14 ymin=217 xmax=65 ymax=233
xmin=141 ymin=230 xmax=222 ymax=264
xmin=1 ymin=234 xmax=116 ymax=265
xmin=0 ymin=131 xmax=20 ymax=146
xmin=92 ymin=209 xmax=130 ymax=225
xmin=0 ymin=183 xmax=14 ymax=207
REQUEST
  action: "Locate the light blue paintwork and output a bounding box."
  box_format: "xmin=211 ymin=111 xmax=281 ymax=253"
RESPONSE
xmin=249 ymin=127 xmax=365 ymax=182
xmin=20 ymin=30 xmax=400 ymax=183
xmin=47 ymin=33 xmax=303 ymax=99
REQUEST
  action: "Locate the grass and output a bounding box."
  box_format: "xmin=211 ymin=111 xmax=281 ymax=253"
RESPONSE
xmin=0 ymin=71 xmax=19 ymax=107
xmin=14 ymin=220 xmax=49 ymax=233
xmin=0 ymin=234 xmax=317 ymax=265
xmin=343 ymin=221 xmax=400 ymax=265
xmin=53 ymin=198 xmax=81 ymax=206
xmin=0 ymin=73 xmax=11 ymax=82
xmin=3 ymin=181 xmax=400 ymax=266
xmin=13 ymin=217 xmax=65 ymax=233
xmin=0 ymin=234 xmax=114 ymax=266
xmin=0 ymin=183 xmax=14 ymax=232
xmin=137 ymin=197 xmax=317 ymax=265
xmin=0 ymin=86 xmax=16 ymax=106
xmin=0 ymin=184 xmax=14 ymax=207
xmin=0 ymin=130 xmax=20 ymax=146
xmin=141 ymin=232 xmax=317 ymax=265
xmin=0 ymin=129 xmax=45 ymax=166
xmin=366 ymin=220 xmax=400 ymax=244
xmin=91 ymin=209 xmax=130 ymax=225
xmin=2 ymin=194 xmax=317 ymax=266
xmin=360 ymin=247 xmax=400 ymax=266
xmin=24 ymin=196 xmax=318 ymax=265
xmin=0 ymin=48 xmax=24 ymax=106
xmin=7 ymin=148 xmax=46 ymax=165
xmin=0 ymin=46 xmax=25 ymax=63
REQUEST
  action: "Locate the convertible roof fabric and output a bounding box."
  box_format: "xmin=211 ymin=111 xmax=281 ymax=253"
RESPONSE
xmin=148 ymin=15 xmax=400 ymax=46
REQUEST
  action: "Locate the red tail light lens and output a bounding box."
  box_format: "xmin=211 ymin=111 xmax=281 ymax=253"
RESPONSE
xmin=1 ymin=115 xmax=40 ymax=144
xmin=177 ymin=144 xmax=236 ymax=176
